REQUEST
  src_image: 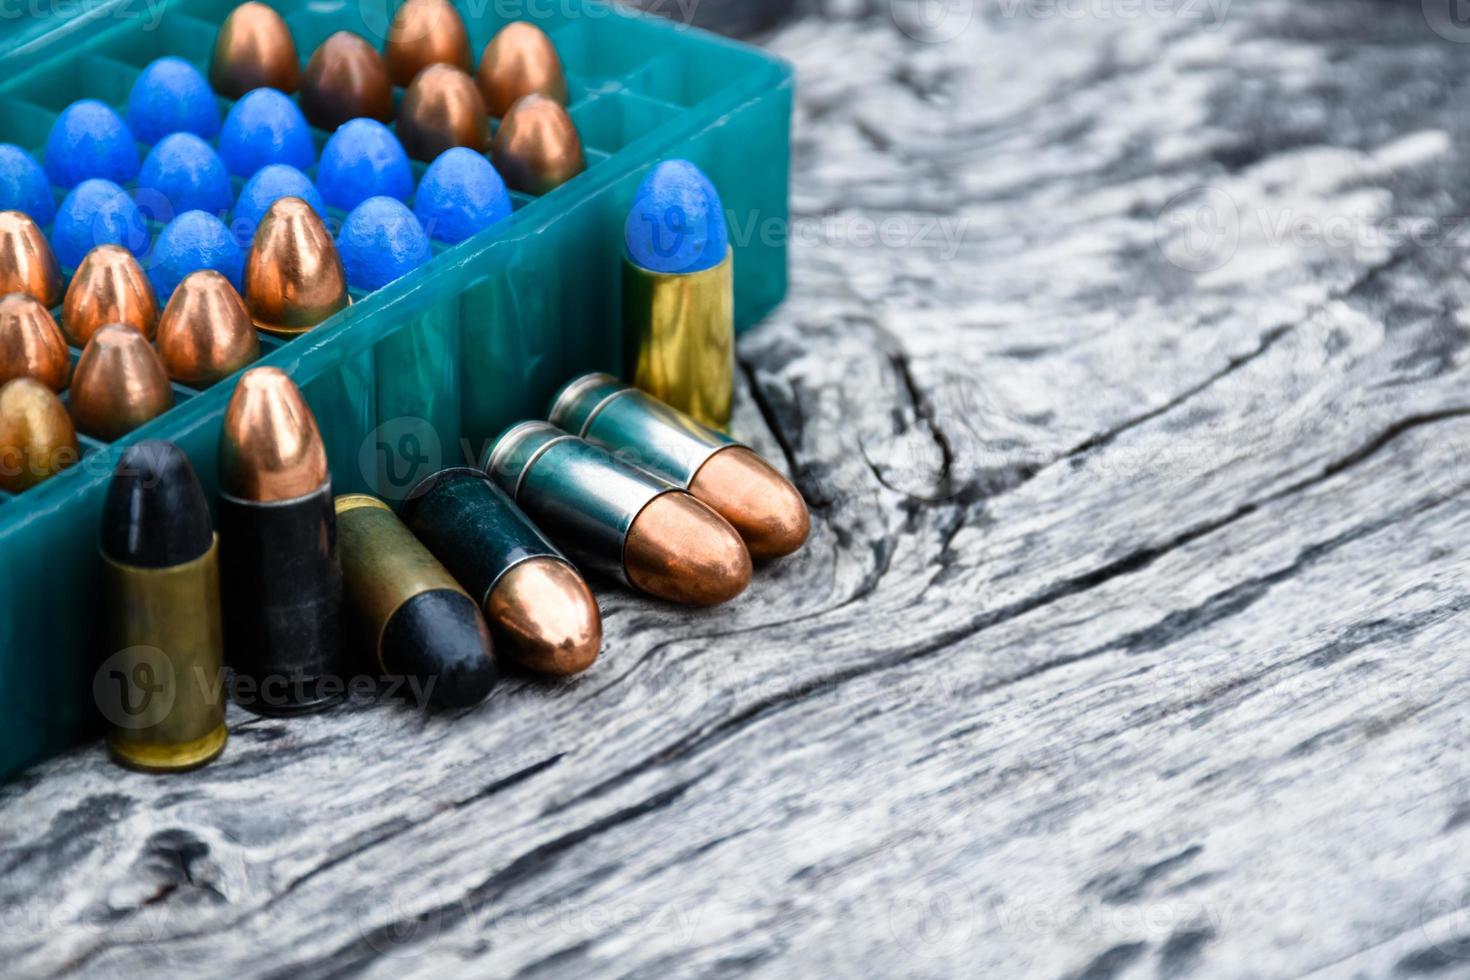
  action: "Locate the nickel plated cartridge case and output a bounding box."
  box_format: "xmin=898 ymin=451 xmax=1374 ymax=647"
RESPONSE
xmin=550 ymin=373 xmax=809 ymax=560
xmin=486 ymin=422 xmax=750 ymax=606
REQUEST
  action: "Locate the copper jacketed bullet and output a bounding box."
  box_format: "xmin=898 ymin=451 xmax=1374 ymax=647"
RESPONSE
xmin=243 ymin=196 xmax=350 ymax=338
xmin=218 ymin=367 xmax=344 ymax=715
xmin=210 ymin=2 xmax=301 ymax=98
xmin=70 ymin=324 xmax=174 ymax=441
xmin=301 ymin=31 xmax=394 ymax=131
xmin=384 ymin=0 xmax=472 ymax=88
xmin=101 ymin=440 xmax=227 ymax=772
xmin=396 ymin=63 xmax=488 ymax=163
xmin=63 ymin=244 xmax=159 ymax=347
xmin=486 ymin=422 xmax=751 ymax=606
xmin=0 ymin=211 xmax=61 ymax=307
xmin=0 ymin=377 xmax=77 ymax=493
xmin=336 ymin=494 xmax=499 ymax=707
xmin=477 ymin=21 xmax=567 ymax=118
xmin=402 ymin=468 xmax=602 ymax=676
xmin=491 ymin=94 xmax=584 ymax=195
xmin=155 ymin=270 xmax=260 ymax=387
xmin=0 ymin=294 xmax=69 ymax=392
xmin=551 ymin=374 xmax=809 ymax=560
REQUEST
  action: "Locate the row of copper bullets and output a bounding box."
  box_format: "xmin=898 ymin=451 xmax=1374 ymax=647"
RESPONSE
xmin=0 ymin=195 xmax=351 ymax=493
xmin=101 ymin=367 xmax=809 ymax=774
xmin=212 ymin=1 xmax=584 ymax=192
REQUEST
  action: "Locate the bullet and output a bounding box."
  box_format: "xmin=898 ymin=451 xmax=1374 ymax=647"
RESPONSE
xmin=52 ymin=180 xmax=150 ymax=271
xmin=486 ymin=422 xmax=750 ymax=606
xmin=401 ymin=467 xmax=601 ymax=676
xmin=218 ymin=367 xmax=344 ymax=715
xmin=99 ymin=441 xmax=227 ymax=772
xmin=0 ymin=293 xmax=69 ymax=392
xmin=218 ymin=88 xmax=317 ymax=178
xmin=338 ymin=196 xmax=432 ymax=292
xmin=149 ymin=210 xmax=246 ymax=302
xmin=62 ymin=244 xmax=160 ymax=347
xmin=44 ymin=100 xmax=139 ymax=190
xmin=69 ymin=324 xmax=174 ymax=441
xmin=413 ymin=147 xmax=512 ymax=245
xmin=396 ymin=63 xmax=488 ymax=163
xmin=316 ymin=119 xmax=414 ymax=212
xmin=476 ymin=21 xmax=567 ymax=119
xmin=155 ymin=269 xmax=260 ymax=387
xmin=137 ymin=133 xmax=235 ymax=219
xmin=301 ymin=31 xmax=394 ymax=132
xmin=0 ymin=211 xmax=61 ymax=307
xmin=210 ymin=2 xmax=301 ymax=98
xmin=384 ymin=0 xmax=472 ymax=88
xmin=126 ymin=56 xmax=222 ymax=145
xmin=232 ymin=164 xmax=327 ymax=246
xmin=491 ymin=94 xmax=584 ymax=195
xmin=336 ymin=494 xmax=498 ymax=707
xmin=550 ymin=373 xmax=809 ymax=560
xmin=0 ymin=378 xmax=77 ymax=493
xmin=0 ymin=144 xmax=56 ymax=225
xmin=243 ymin=196 xmax=351 ymax=338
xmin=622 ymin=159 xmax=733 ymax=430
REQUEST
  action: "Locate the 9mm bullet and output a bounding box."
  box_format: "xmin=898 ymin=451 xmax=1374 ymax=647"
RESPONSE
xmin=218 ymin=367 xmax=345 ymax=715
xmin=485 ymin=422 xmax=751 ymax=606
xmin=401 ymin=468 xmax=601 ymax=677
xmin=99 ymin=441 xmax=227 ymax=772
xmin=335 ymin=494 xmax=498 ymax=708
xmin=550 ymin=373 xmax=810 ymax=560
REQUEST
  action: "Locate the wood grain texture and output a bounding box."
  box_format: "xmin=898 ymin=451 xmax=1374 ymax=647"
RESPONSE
xmin=7 ymin=1 xmax=1470 ymax=976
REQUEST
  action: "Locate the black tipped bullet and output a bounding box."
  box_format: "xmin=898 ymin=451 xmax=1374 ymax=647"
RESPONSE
xmin=100 ymin=440 xmax=227 ymax=772
xmin=336 ymin=494 xmax=498 ymax=708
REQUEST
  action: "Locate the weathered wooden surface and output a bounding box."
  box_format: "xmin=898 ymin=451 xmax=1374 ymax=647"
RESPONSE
xmin=8 ymin=1 xmax=1470 ymax=976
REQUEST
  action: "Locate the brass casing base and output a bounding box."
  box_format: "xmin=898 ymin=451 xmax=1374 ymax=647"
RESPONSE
xmin=102 ymin=539 xmax=228 ymax=773
xmin=623 ymin=251 xmax=734 ymax=432
xmin=109 ymin=725 xmax=228 ymax=774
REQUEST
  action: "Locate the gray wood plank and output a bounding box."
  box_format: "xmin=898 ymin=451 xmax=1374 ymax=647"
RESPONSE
xmin=7 ymin=1 xmax=1470 ymax=977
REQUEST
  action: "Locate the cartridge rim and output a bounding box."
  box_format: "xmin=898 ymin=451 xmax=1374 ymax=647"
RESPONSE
xmin=547 ymin=372 xmax=625 ymax=436
xmin=483 ymin=420 xmax=574 ymax=501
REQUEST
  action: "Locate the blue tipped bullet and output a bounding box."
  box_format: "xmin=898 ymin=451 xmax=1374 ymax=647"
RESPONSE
xmin=232 ymin=164 xmax=327 ymax=247
xmin=137 ymin=133 xmax=234 ymax=220
xmin=218 ymin=88 xmax=316 ymax=178
xmin=44 ymin=100 xmax=140 ymax=190
xmin=413 ymin=147 xmax=512 ymax=245
xmin=337 ymin=196 xmax=431 ymax=292
xmin=149 ymin=210 xmax=245 ymax=302
xmin=622 ymin=159 xmax=734 ymax=429
xmin=52 ymin=179 xmax=149 ymax=269
xmin=316 ymin=119 xmax=414 ymax=213
xmin=0 ymin=145 xmax=55 ymax=225
xmin=126 ymin=57 xmax=222 ymax=145
xmin=625 ymin=159 xmax=729 ymax=274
